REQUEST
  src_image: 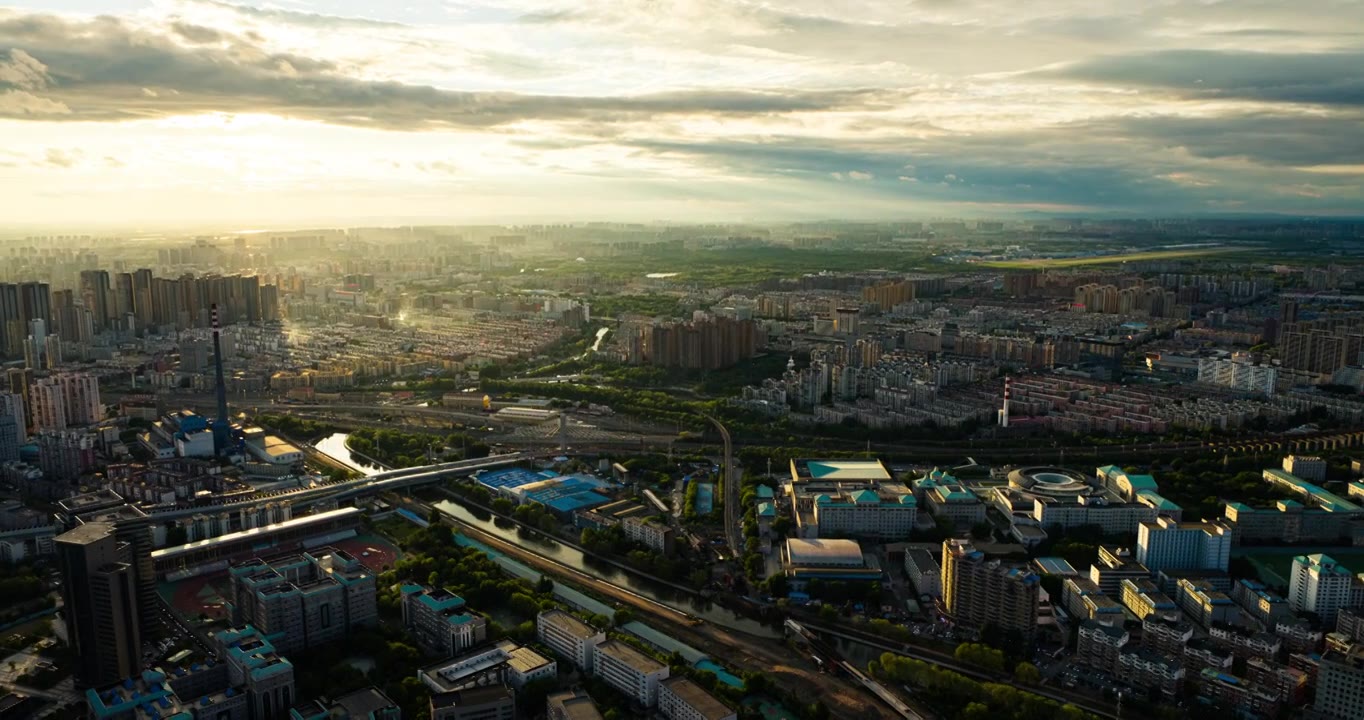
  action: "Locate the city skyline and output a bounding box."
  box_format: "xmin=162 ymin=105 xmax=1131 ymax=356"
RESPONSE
xmin=0 ymin=0 xmax=1362 ymax=228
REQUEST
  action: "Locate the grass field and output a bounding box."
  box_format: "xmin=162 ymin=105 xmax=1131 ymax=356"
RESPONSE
xmin=1243 ymin=549 xmax=1364 ymax=588
xmin=982 ymin=247 xmax=1240 ymax=269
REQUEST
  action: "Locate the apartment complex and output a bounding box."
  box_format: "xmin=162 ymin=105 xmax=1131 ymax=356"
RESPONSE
xmin=401 ymin=584 xmax=490 ymax=657
xmin=627 ymin=315 xmax=765 ymax=370
xmin=537 ymin=610 xmax=606 ymax=672
xmin=1196 ymin=354 xmax=1278 ymax=395
xmin=595 ymin=640 xmax=670 ymax=707
xmin=942 ymin=539 xmax=1040 ymax=642
xmin=1289 ymin=554 xmax=1364 ymax=625
xmin=226 ymin=548 xmax=378 ymax=654
xmin=1311 ymin=645 xmax=1364 ymax=720
xmin=1135 ymin=517 xmax=1231 ymax=574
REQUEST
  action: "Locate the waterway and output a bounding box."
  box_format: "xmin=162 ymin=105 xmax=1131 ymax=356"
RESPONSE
xmin=433 ymin=496 xmax=780 ymax=638
xmin=315 ymin=432 xmax=385 ymax=476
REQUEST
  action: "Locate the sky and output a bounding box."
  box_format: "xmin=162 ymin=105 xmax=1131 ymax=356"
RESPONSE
xmin=1 ymin=0 xmax=1363 ymax=228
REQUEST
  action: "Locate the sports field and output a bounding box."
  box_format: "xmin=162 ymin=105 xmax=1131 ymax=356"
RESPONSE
xmin=1243 ymin=548 xmax=1364 ymax=588
xmin=331 ymin=533 xmax=403 ymax=573
xmin=982 ymin=247 xmax=1239 ymax=269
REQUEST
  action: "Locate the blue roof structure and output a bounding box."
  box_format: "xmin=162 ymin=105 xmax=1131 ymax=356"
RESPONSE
xmin=756 ymin=502 xmax=775 ymax=518
xmin=1034 ymin=557 xmax=1079 ymax=576
xmin=523 ymin=477 xmax=610 ymax=514
xmin=756 ymin=485 xmax=775 ymax=499
xmin=477 ymin=467 xmax=548 ymax=491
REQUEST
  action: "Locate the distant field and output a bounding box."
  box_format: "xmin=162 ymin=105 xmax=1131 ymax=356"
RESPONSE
xmin=1243 ymin=549 xmax=1364 ymax=588
xmin=982 ymin=247 xmax=1240 ymax=268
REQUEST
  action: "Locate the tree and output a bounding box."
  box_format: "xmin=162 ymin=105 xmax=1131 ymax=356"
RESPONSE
xmin=1014 ymin=661 xmax=1041 ymax=685
xmin=970 ymin=522 xmax=993 ymax=540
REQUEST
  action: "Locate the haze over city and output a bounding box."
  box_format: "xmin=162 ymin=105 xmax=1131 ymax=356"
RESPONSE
xmin=1 ymin=0 xmax=1363 ymax=228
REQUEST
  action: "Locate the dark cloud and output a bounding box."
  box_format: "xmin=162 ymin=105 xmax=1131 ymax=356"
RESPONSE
xmin=1107 ymin=113 xmax=1364 ymax=166
xmin=1044 ymin=50 xmax=1364 ymax=107
xmin=0 ymin=12 xmax=899 ymax=129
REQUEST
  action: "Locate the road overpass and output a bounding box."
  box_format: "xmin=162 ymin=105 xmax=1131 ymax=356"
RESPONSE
xmin=113 ymin=452 xmax=530 ymax=528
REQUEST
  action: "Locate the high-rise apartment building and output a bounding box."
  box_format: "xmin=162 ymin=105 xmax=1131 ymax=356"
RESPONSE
xmin=55 ymin=522 xmax=141 ymax=687
xmin=637 ymin=316 xmax=765 ymax=370
xmin=941 ymin=538 xmax=1041 ymax=643
xmin=28 ymin=377 xmax=67 ymax=432
xmin=1288 ymin=554 xmax=1363 ymax=625
xmin=1135 ymin=517 xmax=1231 ymax=574
xmin=79 ymin=270 xmax=112 ymax=332
xmin=0 ymin=392 xmax=25 ymax=448
xmin=58 ymin=373 xmax=101 ymax=425
xmin=1311 ymin=645 xmax=1364 ymax=720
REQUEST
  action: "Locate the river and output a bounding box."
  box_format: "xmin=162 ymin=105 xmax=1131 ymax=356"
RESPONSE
xmin=315 ymin=432 xmax=385 ymax=475
xmin=319 ymin=431 xmax=777 ymax=636
xmin=433 ymin=496 xmax=780 ymax=637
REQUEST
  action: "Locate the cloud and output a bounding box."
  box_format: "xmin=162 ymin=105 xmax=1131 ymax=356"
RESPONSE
xmin=0 ymin=12 xmax=900 ymax=129
xmin=43 ymin=148 xmax=80 ymax=167
xmin=0 ymin=48 xmax=49 ymax=89
xmin=1042 ymin=50 xmax=1364 ymax=107
xmin=169 ymin=20 xmax=230 ymax=44
xmin=186 ymin=0 xmax=408 ymax=30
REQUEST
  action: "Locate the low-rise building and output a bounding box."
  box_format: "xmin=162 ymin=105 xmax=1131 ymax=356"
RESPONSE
xmin=658 ymin=677 xmax=736 ymax=720
xmin=1230 ymin=578 xmax=1292 ymax=626
xmin=1118 ymin=648 xmax=1185 ymax=699
xmin=1182 ymin=638 xmax=1233 ymax=675
xmin=1120 ymin=578 xmax=1178 ymax=621
xmin=1077 ymin=620 xmax=1128 ymax=672
xmin=595 ymin=640 xmax=669 ymax=707
xmin=1246 ymin=657 xmax=1309 ymax=706
xmin=431 ymin=687 xmax=516 ymax=720
xmin=400 ymin=584 xmax=489 ymax=657
xmin=1142 ymin=616 xmax=1194 ymax=657
xmin=1089 ymin=546 xmax=1150 ymax=596
xmin=537 ymin=610 xmax=606 ymax=673
xmin=1196 ymin=669 xmax=1281 ymax=719
xmin=1209 ymin=623 xmax=1282 ymax=661
xmin=547 ymin=690 xmax=603 ymax=720
xmin=1176 ymin=578 xmax=1239 ymax=628
xmin=904 ymin=548 xmax=941 ymax=598
xmin=621 ymin=517 xmax=674 ymax=554
xmin=419 ymin=639 xmax=556 ymax=695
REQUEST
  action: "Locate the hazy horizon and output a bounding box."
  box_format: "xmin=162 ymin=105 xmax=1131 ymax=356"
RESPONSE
xmin=2 ymin=0 xmax=1363 ymax=227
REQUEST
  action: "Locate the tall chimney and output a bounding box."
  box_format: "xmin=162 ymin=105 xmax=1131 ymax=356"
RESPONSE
xmin=998 ymin=375 xmax=1011 ymax=428
xmin=210 ymin=303 xmax=231 ymax=454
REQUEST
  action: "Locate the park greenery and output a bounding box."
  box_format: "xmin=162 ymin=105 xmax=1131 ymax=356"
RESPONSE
xmin=347 ymin=427 xmax=490 ymax=469
xmin=579 ymin=524 xmax=705 ymax=585
xmin=869 ymin=652 xmax=1099 ymax=720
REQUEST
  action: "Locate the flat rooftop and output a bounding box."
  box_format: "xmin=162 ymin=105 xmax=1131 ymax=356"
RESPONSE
xmin=790 ymin=459 xmax=891 ymax=483
xmin=539 ymin=609 xmax=599 ymax=639
xmin=785 ymin=538 xmax=865 ymax=568
xmin=151 ymin=507 xmax=361 ymax=560
xmin=661 ymin=677 xmax=734 ymax=720
xmin=597 ymin=640 xmax=666 ymax=674
xmin=55 ymin=520 xmax=114 ymax=546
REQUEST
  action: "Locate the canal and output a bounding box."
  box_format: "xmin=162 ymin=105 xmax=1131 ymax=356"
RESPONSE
xmin=433 ymin=496 xmax=780 ymax=638
xmin=315 ymin=432 xmax=386 ymax=475
xmin=320 ymin=431 xmax=779 ymax=637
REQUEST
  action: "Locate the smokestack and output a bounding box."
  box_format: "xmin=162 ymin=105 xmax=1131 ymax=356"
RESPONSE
xmin=210 ymin=303 xmax=231 ymax=454
xmin=998 ymin=375 xmax=1011 ymax=428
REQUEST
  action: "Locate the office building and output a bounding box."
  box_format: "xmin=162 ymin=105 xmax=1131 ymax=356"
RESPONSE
xmin=1089 ymin=546 xmax=1151 ymax=596
xmin=419 ymin=639 xmax=556 ymax=695
xmin=1284 ymin=454 xmax=1329 ymax=483
xmin=431 ymin=687 xmax=515 ymax=720
xmin=537 ymin=610 xmax=606 ymax=672
xmin=1289 ymin=554 xmax=1363 ymax=625
xmin=658 ymin=677 xmax=736 ymax=720
xmin=1135 ymin=517 xmax=1231 ymax=574
xmin=227 ymin=548 xmax=378 ymax=654
xmin=401 ymin=584 xmax=488 ymax=657
xmin=595 ymin=640 xmax=669 ymax=707
xmin=904 ymin=548 xmax=942 ymax=598
xmin=547 ymin=690 xmax=603 ymax=720
xmin=55 ymin=522 xmax=141 ymax=687
xmin=942 ymin=539 xmax=1041 ymax=643
xmin=1311 ymin=645 xmax=1364 ymax=720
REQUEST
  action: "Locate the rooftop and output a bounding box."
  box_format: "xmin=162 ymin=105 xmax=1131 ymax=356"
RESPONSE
xmin=547 ymin=690 xmax=604 ymax=720
xmin=333 ymin=687 xmax=398 ymax=719
xmin=150 ymin=507 xmax=361 ymax=560
xmin=1034 ymin=557 xmax=1079 ymax=576
xmin=785 ymin=538 xmax=865 ymax=567
xmin=661 ymin=677 xmax=734 ymax=720
xmin=791 ymin=458 xmax=891 ymax=483
xmin=55 ymin=520 xmax=114 ymax=546
xmin=597 ymin=640 xmax=667 ymax=674
xmin=539 ymin=609 xmax=600 ymax=639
